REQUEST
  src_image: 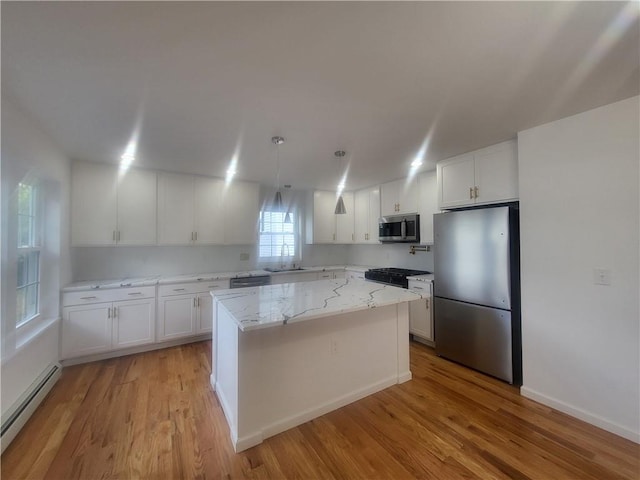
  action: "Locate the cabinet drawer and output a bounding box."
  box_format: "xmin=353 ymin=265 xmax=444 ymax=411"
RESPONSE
xmin=63 ymin=286 xmax=156 ymax=306
xmin=407 ymin=281 xmax=432 ymax=295
xmin=158 ymin=280 xmax=228 ymax=297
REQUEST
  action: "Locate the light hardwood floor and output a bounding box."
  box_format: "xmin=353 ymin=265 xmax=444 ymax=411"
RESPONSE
xmin=2 ymin=340 xmax=638 ymax=479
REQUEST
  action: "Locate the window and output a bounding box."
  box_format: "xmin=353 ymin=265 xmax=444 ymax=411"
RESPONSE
xmin=259 ymin=210 xmax=296 ymax=260
xmin=16 ymin=182 xmax=40 ymax=326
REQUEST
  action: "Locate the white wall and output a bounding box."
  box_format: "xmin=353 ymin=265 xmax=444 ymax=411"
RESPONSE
xmin=1 ymin=94 xmax=71 ymax=414
xmin=518 ymin=96 xmax=639 ymax=442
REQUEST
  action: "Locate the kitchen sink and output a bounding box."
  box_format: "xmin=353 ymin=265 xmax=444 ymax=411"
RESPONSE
xmin=263 ymin=267 xmax=306 ymax=273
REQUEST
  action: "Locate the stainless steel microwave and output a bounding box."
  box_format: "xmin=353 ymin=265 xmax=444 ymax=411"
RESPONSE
xmin=378 ymin=214 xmax=420 ymax=243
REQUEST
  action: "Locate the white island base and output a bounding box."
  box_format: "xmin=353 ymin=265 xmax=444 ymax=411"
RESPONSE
xmin=211 ymin=301 xmax=411 ymax=452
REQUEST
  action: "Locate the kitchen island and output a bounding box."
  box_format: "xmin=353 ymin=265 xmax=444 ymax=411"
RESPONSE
xmin=210 ymin=278 xmax=422 ymax=452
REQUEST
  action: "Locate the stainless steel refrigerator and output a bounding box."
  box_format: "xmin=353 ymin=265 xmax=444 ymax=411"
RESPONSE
xmin=433 ymin=205 xmax=521 ymax=384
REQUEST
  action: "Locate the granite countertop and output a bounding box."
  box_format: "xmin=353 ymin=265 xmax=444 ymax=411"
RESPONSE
xmin=62 ymin=276 xmax=161 ymax=292
xmin=211 ymin=278 xmax=423 ymax=332
xmin=62 ymin=265 xmax=379 ymax=292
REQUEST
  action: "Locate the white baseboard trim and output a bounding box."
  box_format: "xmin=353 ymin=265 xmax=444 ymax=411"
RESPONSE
xmin=60 ymin=334 xmax=210 ymax=366
xmin=398 ymin=370 xmax=412 ymax=383
xmin=521 ymin=386 xmax=640 ymax=444
xmin=1 ymin=363 xmax=62 ymax=453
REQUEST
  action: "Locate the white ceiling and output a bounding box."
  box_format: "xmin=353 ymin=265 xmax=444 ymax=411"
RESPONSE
xmin=2 ymin=1 xmax=638 ymax=191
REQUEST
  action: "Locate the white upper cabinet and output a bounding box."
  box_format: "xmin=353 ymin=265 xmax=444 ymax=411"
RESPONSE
xmin=158 ymin=172 xmax=196 ymax=245
xmin=193 ymin=176 xmax=224 ymax=244
xmin=222 ymin=181 xmax=260 ymax=245
xmin=158 ymin=174 xmax=258 ymax=246
xmin=72 ymin=162 xmax=156 ymax=246
xmin=116 ymin=168 xmax=157 ymax=245
xmin=380 ymin=177 xmax=418 ymax=216
xmin=417 ymin=171 xmax=438 ymax=244
xmin=354 ymin=186 xmax=380 ymax=244
xmin=158 ymin=173 xmax=226 ymax=245
xmin=437 ymin=139 xmax=518 ymax=209
xmin=335 ymin=192 xmax=355 ymax=244
xmin=308 ymin=190 xmax=355 ymax=244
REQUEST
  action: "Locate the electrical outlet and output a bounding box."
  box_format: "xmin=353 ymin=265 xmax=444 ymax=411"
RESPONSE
xmin=240 ymin=252 xmax=250 ymax=261
xmin=593 ymin=268 xmax=611 ymax=286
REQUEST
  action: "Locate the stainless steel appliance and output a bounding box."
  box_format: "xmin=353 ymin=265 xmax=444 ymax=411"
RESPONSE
xmin=433 ymin=205 xmax=521 ymax=384
xmin=365 ymin=267 xmax=431 ymax=289
xmin=229 ymin=275 xmax=271 ymax=288
xmin=378 ymin=214 xmax=420 ymax=243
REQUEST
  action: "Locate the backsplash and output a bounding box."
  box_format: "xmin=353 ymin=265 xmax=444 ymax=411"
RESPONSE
xmin=347 ymin=243 xmax=434 ymax=272
xmin=70 ymin=243 xmax=431 ymax=282
xmin=71 ymin=244 xmax=349 ymax=281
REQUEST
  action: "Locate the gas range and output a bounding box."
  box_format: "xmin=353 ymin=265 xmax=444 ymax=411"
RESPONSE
xmin=364 ymin=268 xmax=431 ymax=289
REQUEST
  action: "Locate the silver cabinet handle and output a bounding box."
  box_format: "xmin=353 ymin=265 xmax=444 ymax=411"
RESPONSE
xmin=469 ymin=187 xmax=474 ymax=199
xmin=117 ymin=230 xmax=121 ymax=242
xmin=113 ymin=307 xmax=118 ymax=318
xmin=208 ymin=285 xmax=219 ymax=289
xmin=412 ymin=286 xmax=423 ymax=290
xmin=107 ymin=307 xmax=111 ymax=319
xmin=113 ymin=230 xmax=116 ymax=241
xmin=127 ymin=292 xmax=143 ymax=296
xmin=193 ymin=297 xmax=197 ymax=308
xmin=80 ymin=296 xmax=98 ymax=300
xmin=197 ymin=297 xmax=201 ymax=307
xmin=173 ymin=288 xmax=186 ymax=292
xmin=474 ymin=186 xmax=479 ymax=198
xmin=195 ymin=231 xmax=198 ymax=241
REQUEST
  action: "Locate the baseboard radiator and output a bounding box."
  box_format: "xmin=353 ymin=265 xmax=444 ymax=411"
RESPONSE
xmin=1 ymin=363 xmax=62 ymax=454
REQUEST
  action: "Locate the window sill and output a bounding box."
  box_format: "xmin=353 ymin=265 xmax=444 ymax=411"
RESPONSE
xmin=15 ymin=315 xmax=57 ymax=351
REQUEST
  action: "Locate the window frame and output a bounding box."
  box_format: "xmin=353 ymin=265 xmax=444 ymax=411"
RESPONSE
xmin=16 ymin=182 xmax=42 ymax=327
xmin=258 ymin=209 xmax=299 ymax=264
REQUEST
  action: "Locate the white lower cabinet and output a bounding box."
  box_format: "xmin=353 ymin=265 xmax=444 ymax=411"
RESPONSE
xmin=157 ymin=280 xmax=227 ymax=341
xmin=61 ymin=286 xmax=156 ymax=360
xmin=408 ymin=280 xmax=434 ymax=345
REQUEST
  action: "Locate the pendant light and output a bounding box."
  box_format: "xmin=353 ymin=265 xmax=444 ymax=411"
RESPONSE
xmin=334 ymin=150 xmax=347 ymax=215
xmin=272 ymin=136 xmax=285 ymax=211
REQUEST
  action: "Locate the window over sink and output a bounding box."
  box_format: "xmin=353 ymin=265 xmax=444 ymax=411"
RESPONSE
xmin=258 ymin=209 xmax=298 ymax=261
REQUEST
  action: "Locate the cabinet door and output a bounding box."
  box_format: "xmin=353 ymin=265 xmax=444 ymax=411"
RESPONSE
xmin=112 ymin=299 xmax=155 ymax=349
xmin=409 ymin=297 xmax=433 ymax=342
xmin=158 ymin=294 xmax=196 ymax=340
xmin=312 ymin=191 xmax=337 ymax=243
xmin=354 ymin=189 xmax=370 ymax=244
xmin=194 ymin=176 xmax=224 ymax=244
xmin=196 ymin=293 xmax=213 ymax=334
xmin=474 ymin=140 xmax=518 ymax=205
xmin=380 ymin=180 xmax=400 ymax=216
xmin=398 ymin=177 xmax=418 ymax=214
xmin=117 ymin=168 xmax=157 ymax=245
xmin=158 ymin=172 xmax=195 ymax=245
xmin=223 ymin=181 xmax=259 ymax=245
xmin=354 ymin=187 xmax=380 ymax=244
xmin=61 ymin=303 xmax=112 ymax=359
xmin=335 ymin=192 xmax=355 ymax=244
xmin=418 ymin=171 xmax=438 ymax=244
xmin=71 ymin=162 xmax=117 ymax=245
xmin=367 ymin=187 xmax=381 ymax=243
xmin=437 ymin=153 xmax=476 ymax=209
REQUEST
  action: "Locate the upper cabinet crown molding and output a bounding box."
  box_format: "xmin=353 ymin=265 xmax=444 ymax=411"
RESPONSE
xmin=71 ymin=161 xmax=157 ymax=246
xmin=437 ymin=139 xmax=518 ymax=210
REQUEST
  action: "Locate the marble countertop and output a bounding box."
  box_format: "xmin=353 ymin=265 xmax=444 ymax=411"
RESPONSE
xmin=212 ymin=278 xmax=423 ymax=332
xmin=63 ymin=265 xmax=377 ymax=291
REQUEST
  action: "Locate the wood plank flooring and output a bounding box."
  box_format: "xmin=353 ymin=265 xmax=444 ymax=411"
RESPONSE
xmin=2 ymin=340 xmax=638 ymax=479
